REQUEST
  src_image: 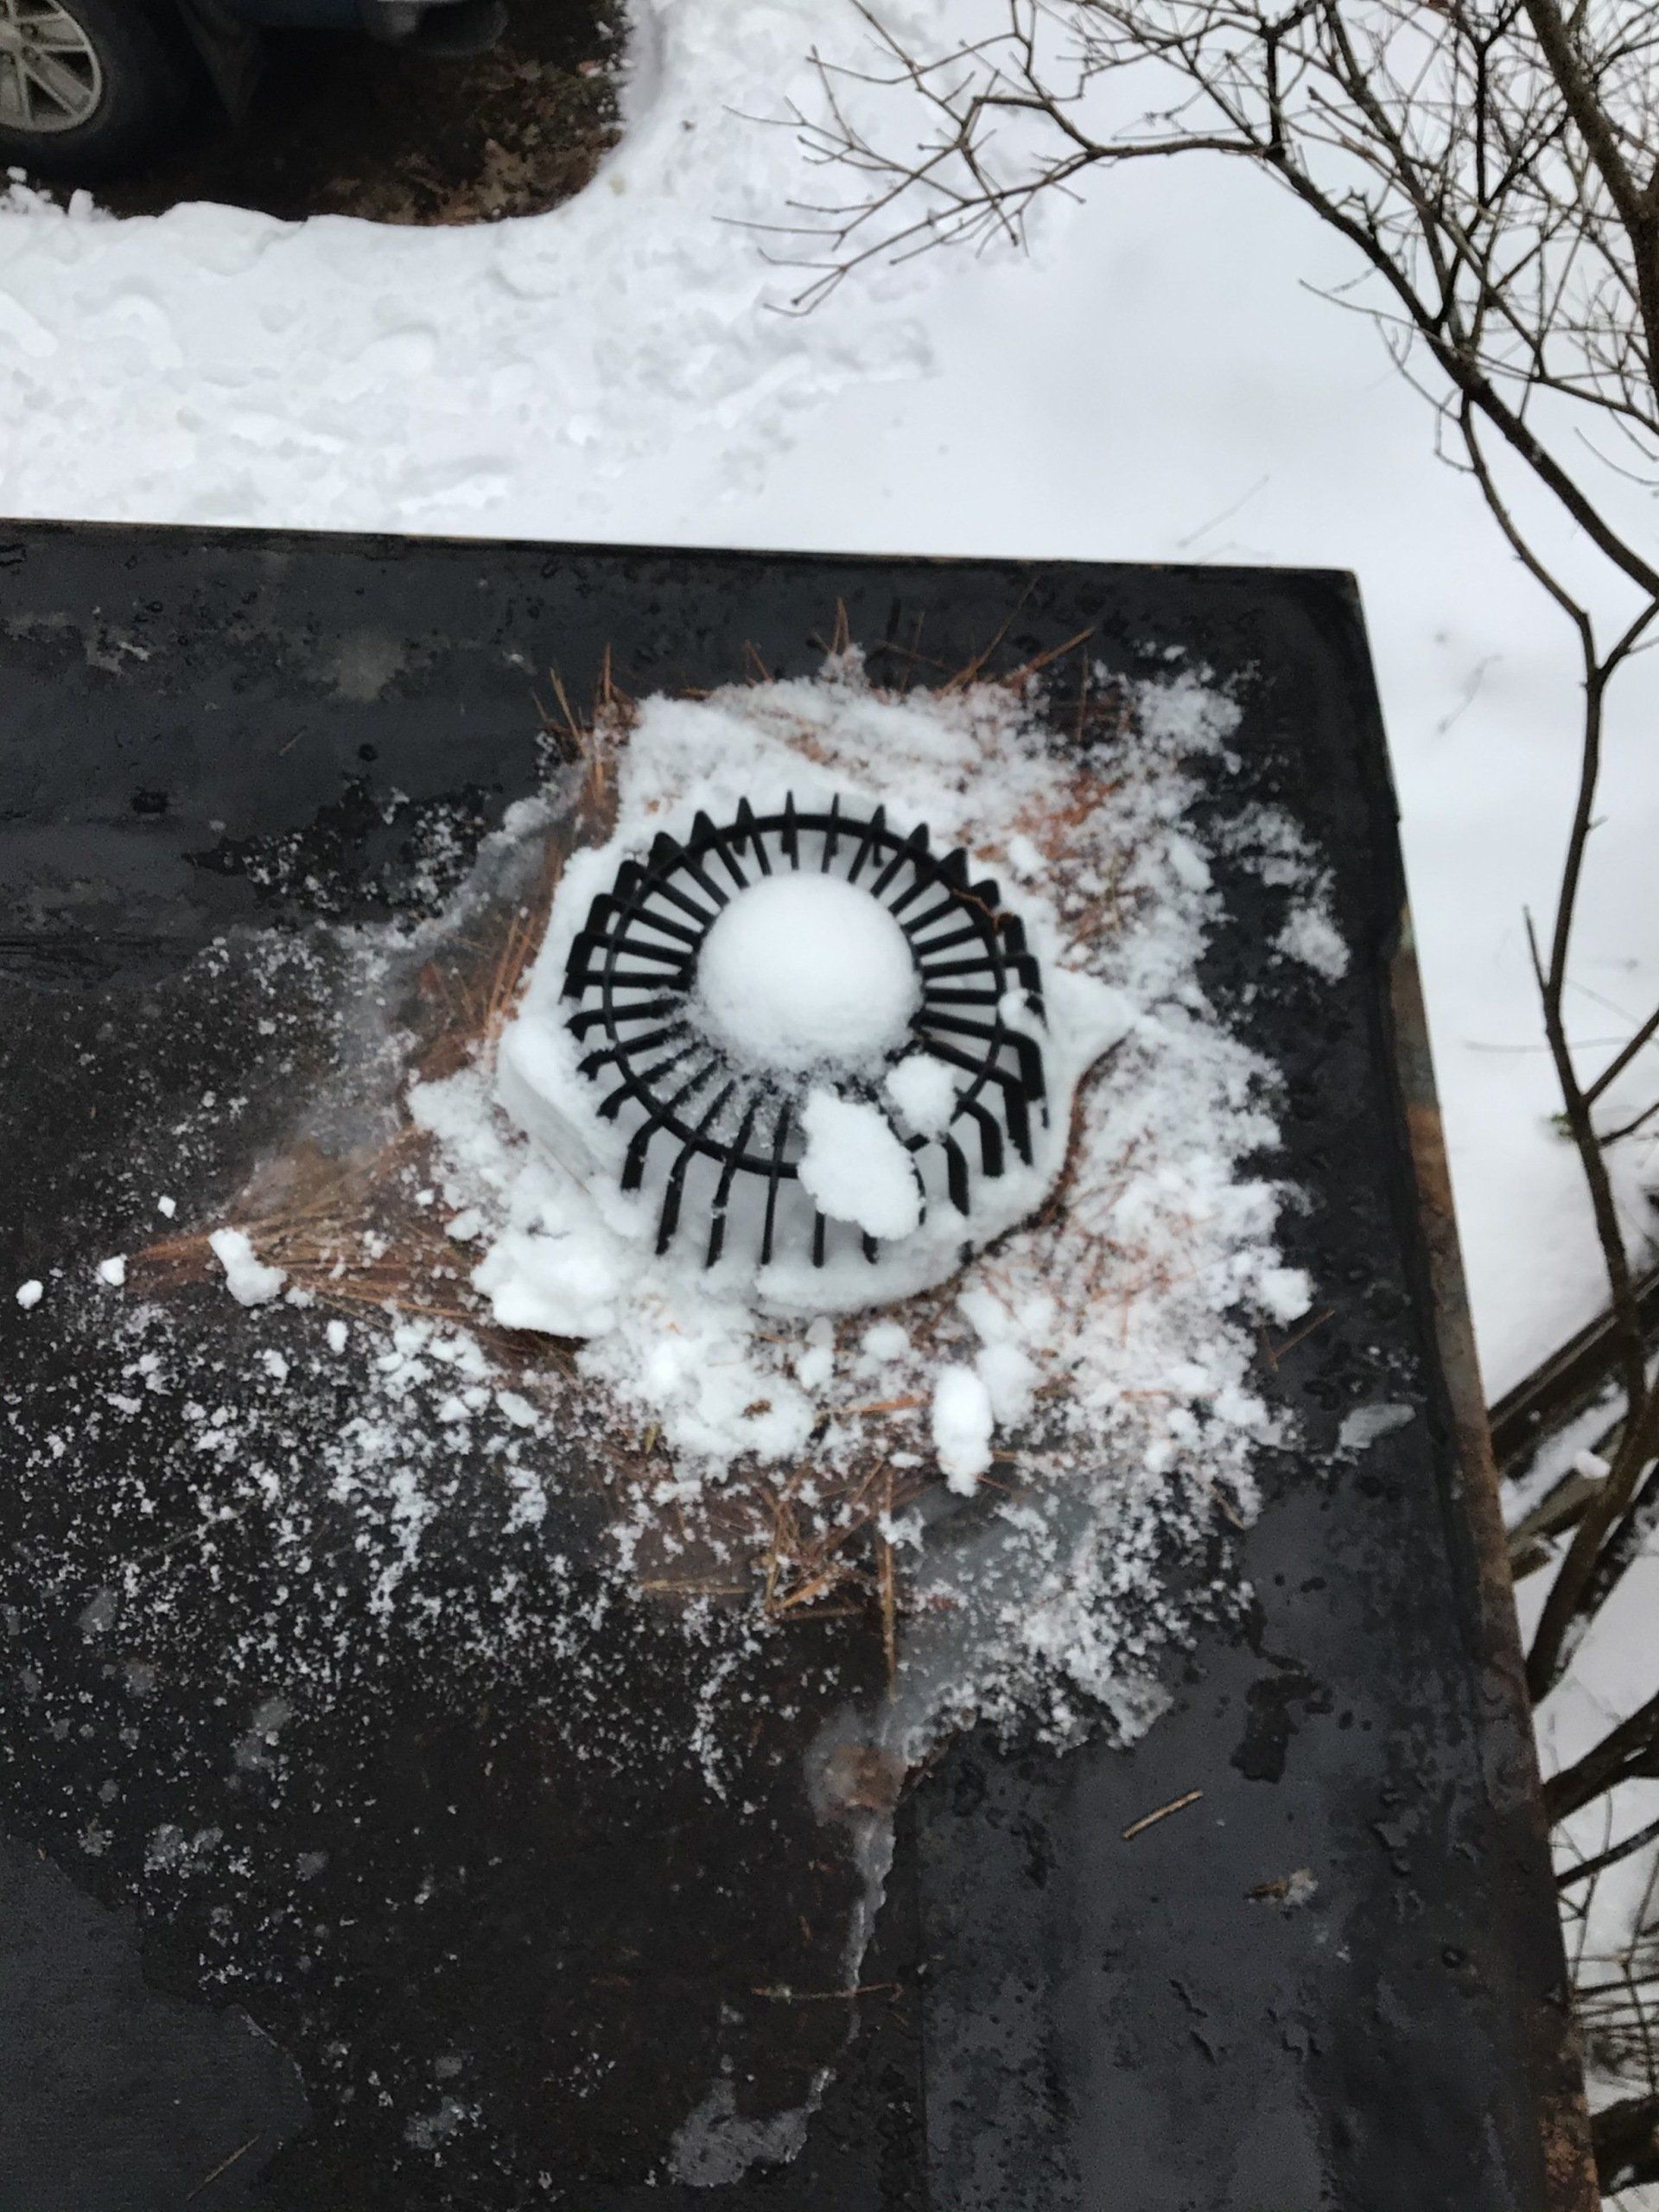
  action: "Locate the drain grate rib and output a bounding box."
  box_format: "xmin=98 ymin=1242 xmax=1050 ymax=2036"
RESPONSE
xmin=562 ymin=796 xmax=1049 ymax=1267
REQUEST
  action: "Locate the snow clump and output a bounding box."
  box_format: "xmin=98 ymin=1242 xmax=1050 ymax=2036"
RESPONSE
xmin=694 ymin=872 xmax=920 ymax=1074
xmin=209 ymin=1228 xmax=288 ymax=1307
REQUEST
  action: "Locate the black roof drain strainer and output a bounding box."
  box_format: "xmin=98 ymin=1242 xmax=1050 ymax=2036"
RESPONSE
xmin=562 ymin=797 xmax=1050 ymax=1267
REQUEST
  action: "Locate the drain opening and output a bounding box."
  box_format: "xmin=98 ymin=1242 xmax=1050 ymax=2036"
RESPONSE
xmin=561 ymin=796 xmax=1050 ymax=1268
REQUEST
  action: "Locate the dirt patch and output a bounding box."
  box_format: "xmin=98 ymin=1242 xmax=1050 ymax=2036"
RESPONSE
xmin=100 ymin=0 xmax=622 ymax=226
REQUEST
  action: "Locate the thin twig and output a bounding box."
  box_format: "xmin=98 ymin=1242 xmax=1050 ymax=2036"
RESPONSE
xmin=1122 ymin=1787 xmax=1204 ymax=1840
xmin=185 ymin=2134 xmax=262 ymax=2202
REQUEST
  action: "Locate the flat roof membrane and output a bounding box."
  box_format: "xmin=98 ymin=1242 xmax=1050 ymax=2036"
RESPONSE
xmin=0 ymin=524 xmax=1590 ymax=2211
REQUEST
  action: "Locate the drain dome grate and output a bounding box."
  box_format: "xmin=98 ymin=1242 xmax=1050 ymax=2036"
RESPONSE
xmin=561 ymin=796 xmax=1050 ymax=1268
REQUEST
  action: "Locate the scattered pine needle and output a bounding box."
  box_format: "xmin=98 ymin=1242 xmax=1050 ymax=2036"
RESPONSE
xmin=185 ymin=2133 xmax=263 ymax=2203
xmin=1122 ymin=1788 xmax=1205 ymax=1841
xmin=752 ymin=1981 xmax=902 ymax=2004
xmin=878 ymin=1465 xmax=897 ymax=1693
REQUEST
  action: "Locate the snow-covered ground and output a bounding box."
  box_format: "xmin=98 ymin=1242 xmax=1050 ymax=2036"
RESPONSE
xmin=3 ymin=0 xmax=1658 ymax=2171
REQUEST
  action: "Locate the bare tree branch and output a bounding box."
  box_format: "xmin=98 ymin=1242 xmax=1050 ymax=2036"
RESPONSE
xmin=1593 ymin=2088 xmax=1659 ymax=2194
xmin=1546 ymin=1687 xmax=1659 ymax=1822
xmin=1560 ymin=1812 xmax=1659 ymax=1891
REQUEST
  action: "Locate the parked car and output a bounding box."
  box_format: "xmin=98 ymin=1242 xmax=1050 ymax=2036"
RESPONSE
xmin=0 ymin=0 xmax=505 ymax=181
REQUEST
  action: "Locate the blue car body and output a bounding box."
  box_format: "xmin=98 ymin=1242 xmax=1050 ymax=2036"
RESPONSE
xmin=178 ymin=0 xmax=503 ymax=60
xmin=218 ymin=0 xmax=462 ymax=28
xmin=224 ymin=0 xmax=363 ymax=22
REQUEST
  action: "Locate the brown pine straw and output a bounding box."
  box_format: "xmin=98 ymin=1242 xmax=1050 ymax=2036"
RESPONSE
xmin=1121 ymin=1788 xmax=1204 ymax=1842
xmin=124 ymin=621 xmax=1160 ymax=1633
xmin=878 ymin=1467 xmax=898 ymax=1693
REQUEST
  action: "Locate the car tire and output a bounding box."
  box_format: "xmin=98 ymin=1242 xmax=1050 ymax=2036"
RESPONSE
xmin=0 ymin=0 xmax=196 ymax=182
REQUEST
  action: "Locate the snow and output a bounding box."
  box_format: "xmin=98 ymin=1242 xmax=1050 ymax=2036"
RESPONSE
xmin=930 ymin=1365 xmax=994 ymax=1493
xmin=0 ymin=0 xmax=1652 ymax=1393
xmin=974 ymin=1338 xmax=1039 ymax=1427
xmin=0 ymin=2 xmax=927 ymax=531
xmin=1274 ymin=904 xmax=1350 ymax=982
xmin=959 ymin=1282 xmax=1040 ymax=1424
xmin=1257 ymin=1268 xmax=1314 ymax=1326
xmin=695 ymin=873 xmax=919 ymax=1074
xmin=207 ymin=1228 xmax=286 ymax=1307
xmin=860 ymin=1319 xmax=909 ymax=1363
xmin=884 ymin=1052 xmax=957 ymax=1135
xmin=473 ymin=1211 xmax=642 ymax=1339
xmin=95 ymin=1256 xmax=126 ymax=1287
xmin=793 ymin=1315 xmax=836 ymax=1390
xmin=15 ymin=1279 xmax=43 ymax=1309
xmin=797 ymin=1090 xmax=921 ymax=1242
xmin=1337 ymin=1402 xmax=1415 ymax=1453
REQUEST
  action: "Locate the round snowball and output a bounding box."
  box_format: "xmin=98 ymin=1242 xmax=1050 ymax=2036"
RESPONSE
xmin=694 ymin=874 xmax=920 ymax=1074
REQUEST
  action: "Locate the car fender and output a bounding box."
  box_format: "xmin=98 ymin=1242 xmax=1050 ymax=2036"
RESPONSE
xmin=168 ymin=0 xmax=502 ymax=111
xmin=171 ymin=0 xmax=264 ymax=114
xmin=358 ymin=0 xmax=503 ymax=43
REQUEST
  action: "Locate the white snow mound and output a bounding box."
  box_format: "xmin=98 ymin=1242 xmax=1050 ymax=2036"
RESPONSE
xmin=695 ymin=873 xmax=919 ymax=1074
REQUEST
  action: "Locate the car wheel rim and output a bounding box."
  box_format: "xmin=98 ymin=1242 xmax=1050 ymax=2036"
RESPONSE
xmin=0 ymin=0 xmax=103 ymax=137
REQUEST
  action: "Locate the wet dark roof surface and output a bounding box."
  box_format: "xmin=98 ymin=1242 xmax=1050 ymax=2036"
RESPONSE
xmin=0 ymin=521 xmax=1591 ymax=2210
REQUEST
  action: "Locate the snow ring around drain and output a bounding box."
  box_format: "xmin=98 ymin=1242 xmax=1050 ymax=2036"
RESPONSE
xmin=490 ymin=733 xmax=1139 ymax=1314
xmin=693 ymin=874 xmax=921 ymax=1075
